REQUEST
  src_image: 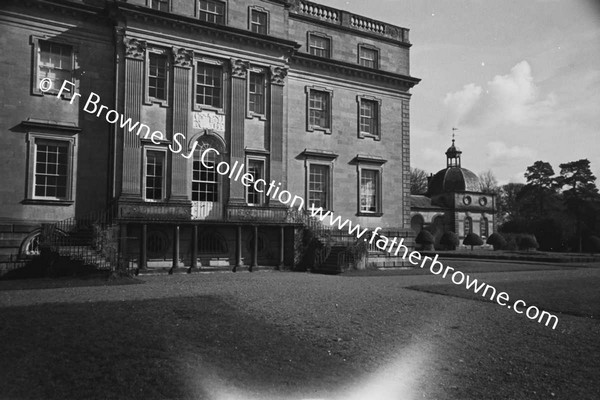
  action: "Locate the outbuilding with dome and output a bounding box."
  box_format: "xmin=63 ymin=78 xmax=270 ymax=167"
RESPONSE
xmin=410 ymin=139 xmax=496 ymax=248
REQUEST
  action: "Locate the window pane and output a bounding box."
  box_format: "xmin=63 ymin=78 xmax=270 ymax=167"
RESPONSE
xmin=360 ymin=99 xmax=378 ymax=135
xmin=309 ymin=164 xmax=329 ymax=209
xmin=360 ymin=169 xmax=378 ymax=213
xmin=34 ymin=141 xmax=69 ymax=199
xmin=309 ymin=91 xmax=330 ymax=129
xmin=199 ymin=0 xmax=225 ymax=24
xmin=151 ymin=0 xmax=169 ymax=11
xmin=246 ymin=159 xmax=265 ymax=205
xmin=249 ymin=73 xmax=264 ymax=114
xmin=196 ymin=63 xmax=223 ymax=108
xmin=145 ymin=151 xmax=164 ymax=200
xmin=192 ymin=147 xmax=219 ymax=202
xmin=39 ymin=41 xmax=73 ymax=91
xmin=359 ymin=47 xmax=378 ymax=68
xmin=250 ymin=10 xmax=267 ymax=34
xmin=148 ymin=53 xmax=167 ymax=100
xmin=309 ymin=35 xmax=330 ymax=58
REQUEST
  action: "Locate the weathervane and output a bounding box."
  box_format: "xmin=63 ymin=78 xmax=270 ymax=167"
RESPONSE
xmin=452 ymin=127 xmax=458 ymax=144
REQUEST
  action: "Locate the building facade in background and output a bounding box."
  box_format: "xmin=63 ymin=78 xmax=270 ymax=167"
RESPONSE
xmin=410 ymin=140 xmax=496 ymax=248
xmin=0 ymin=0 xmax=419 ymax=271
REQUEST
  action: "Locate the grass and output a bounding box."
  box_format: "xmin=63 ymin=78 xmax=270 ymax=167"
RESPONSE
xmin=0 ymin=275 xmax=142 ymax=291
xmin=342 ymin=259 xmax=568 ymax=277
xmin=1 ymin=266 xmax=599 ymax=400
xmin=408 ymin=276 xmax=600 ymax=319
xmin=0 ymin=296 xmax=360 ymax=400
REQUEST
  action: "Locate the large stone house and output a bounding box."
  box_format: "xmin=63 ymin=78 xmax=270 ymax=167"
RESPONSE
xmin=0 ymin=0 xmax=419 ymax=272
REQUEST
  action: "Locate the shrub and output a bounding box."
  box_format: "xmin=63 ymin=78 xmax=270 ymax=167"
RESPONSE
xmin=463 ymin=233 xmax=483 ymax=250
xmin=416 ymin=230 xmax=435 ymax=251
xmin=486 ymin=232 xmax=507 ymax=251
xmin=439 ymin=231 xmax=459 ymax=250
xmin=517 ymin=234 xmax=539 ymax=251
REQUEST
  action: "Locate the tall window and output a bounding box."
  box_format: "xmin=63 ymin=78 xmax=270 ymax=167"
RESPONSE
xmin=308 ymin=34 xmax=331 ymax=58
xmin=148 ymin=53 xmax=168 ymax=101
xmin=308 ymin=164 xmax=330 ymax=209
xmin=150 ymin=0 xmax=169 ymax=11
xmin=38 ymin=41 xmax=73 ymax=93
xmin=464 ymin=217 xmax=472 ymax=236
xmin=196 ymin=62 xmax=222 ymax=108
xmin=480 ymin=217 xmax=489 ymax=238
xmin=34 ymin=141 xmax=69 ymax=199
xmin=250 ymin=9 xmax=268 ymax=34
xmin=359 ymin=46 xmax=379 ymax=69
xmin=199 ymin=0 xmax=225 ymax=24
xmin=248 ymin=72 xmax=265 ymax=115
xmin=193 ymin=148 xmax=218 ymax=202
xmin=360 ymin=169 xmax=379 ymax=213
xmin=246 ymin=159 xmax=265 ymax=205
xmin=145 ymin=151 xmax=165 ymax=201
xmin=360 ymin=99 xmax=379 ymax=136
xmin=308 ymin=90 xmax=331 ymax=130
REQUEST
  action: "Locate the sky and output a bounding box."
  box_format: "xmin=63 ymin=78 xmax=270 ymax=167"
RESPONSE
xmin=319 ymin=0 xmax=600 ymax=185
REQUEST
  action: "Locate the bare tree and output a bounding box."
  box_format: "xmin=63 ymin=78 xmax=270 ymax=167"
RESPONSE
xmin=410 ymin=168 xmax=429 ymax=195
xmin=478 ymin=170 xmax=499 ymax=195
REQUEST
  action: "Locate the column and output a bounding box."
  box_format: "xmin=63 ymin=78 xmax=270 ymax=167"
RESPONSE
xmin=233 ymin=225 xmax=243 ymax=272
xmin=139 ymin=223 xmax=147 ymax=270
xmin=171 ymin=47 xmax=193 ymax=202
xmin=121 ymin=38 xmax=146 ymax=198
xmin=228 ymin=58 xmax=249 ymax=205
xmin=278 ymin=226 xmax=285 ymax=270
xmin=250 ymin=225 xmax=258 ymax=271
xmin=119 ymin=223 xmax=128 ymax=266
xmin=171 ymin=225 xmax=180 ymax=273
xmin=269 ymin=66 xmax=288 ymax=196
xmin=189 ymin=224 xmax=198 ymax=273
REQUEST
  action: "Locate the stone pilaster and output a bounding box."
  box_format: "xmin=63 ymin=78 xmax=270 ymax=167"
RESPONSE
xmin=228 ymin=58 xmax=249 ymax=204
xmin=121 ymin=38 xmax=146 ymax=198
xmin=401 ymin=96 xmax=411 ymax=229
xmin=269 ymin=66 xmax=288 ymax=193
xmin=171 ymin=47 xmax=193 ymax=202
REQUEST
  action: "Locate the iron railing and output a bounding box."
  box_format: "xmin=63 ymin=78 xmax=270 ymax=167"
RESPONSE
xmin=40 ymin=203 xmax=130 ymax=272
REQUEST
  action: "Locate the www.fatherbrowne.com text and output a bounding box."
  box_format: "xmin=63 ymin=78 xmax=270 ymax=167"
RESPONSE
xmin=43 ymin=78 xmax=558 ymax=330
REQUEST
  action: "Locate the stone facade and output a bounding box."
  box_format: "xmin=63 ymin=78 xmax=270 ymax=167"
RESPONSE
xmin=0 ymin=0 xmax=419 ymax=269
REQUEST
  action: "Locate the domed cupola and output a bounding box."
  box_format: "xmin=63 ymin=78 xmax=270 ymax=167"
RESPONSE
xmin=427 ymin=138 xmax=480 ymax=196
xmin=445 ymin=138 xmax=462 ymax=167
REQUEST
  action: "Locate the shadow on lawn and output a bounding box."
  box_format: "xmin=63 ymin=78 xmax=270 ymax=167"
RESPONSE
xmin=0 ymin=295 xmax=358 ymax=400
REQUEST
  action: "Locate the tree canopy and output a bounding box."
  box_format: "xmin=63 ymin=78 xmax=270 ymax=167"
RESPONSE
xmin=410 ymin=167 xmax=429 ymax=195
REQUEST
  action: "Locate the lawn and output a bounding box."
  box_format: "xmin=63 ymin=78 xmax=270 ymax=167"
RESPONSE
xmin=1 ymin=267 xmax=599 ymax=400
xmin=407 ymin=276 xmax=600 ymax=319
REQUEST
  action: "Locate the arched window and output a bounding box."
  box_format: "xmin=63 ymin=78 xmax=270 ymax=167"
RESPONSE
xmin=192 ymin=145 xmax=219 ymax=202
xmin=480 ymin=217 xmax=489 ymax=238
xmin=464 ymin=216 xmax=472 ymax=236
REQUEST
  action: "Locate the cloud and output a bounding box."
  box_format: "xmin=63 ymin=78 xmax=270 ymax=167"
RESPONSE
xmin=440 ymin=61 xmax=557 ymax=129
xmin=440 ymin=83 xmax=482 ymax=128
xmin=486 ymin=141 xmax=536 ymax=164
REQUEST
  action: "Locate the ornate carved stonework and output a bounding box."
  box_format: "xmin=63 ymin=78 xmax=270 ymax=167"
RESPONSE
xmin=270 ymin=66 xmax=289 ymax=86
xmin=119 ymin=203 xmax=191 ymax=220
xmin=193 ymin=111 xmax=225 ymax=132
xmin=230 ymin=58 xmax=249 ymax=78
xmin=387 ymin=26 xmax=400 ymax=39
xmin=172 ymin=47 xmax=193 ymax=68
xmin=124 ymin=38 xmax=146 ymax=60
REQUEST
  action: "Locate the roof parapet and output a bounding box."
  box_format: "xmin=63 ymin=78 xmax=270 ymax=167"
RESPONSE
xmin=289 ymin=0 xmax=410 ymax=45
